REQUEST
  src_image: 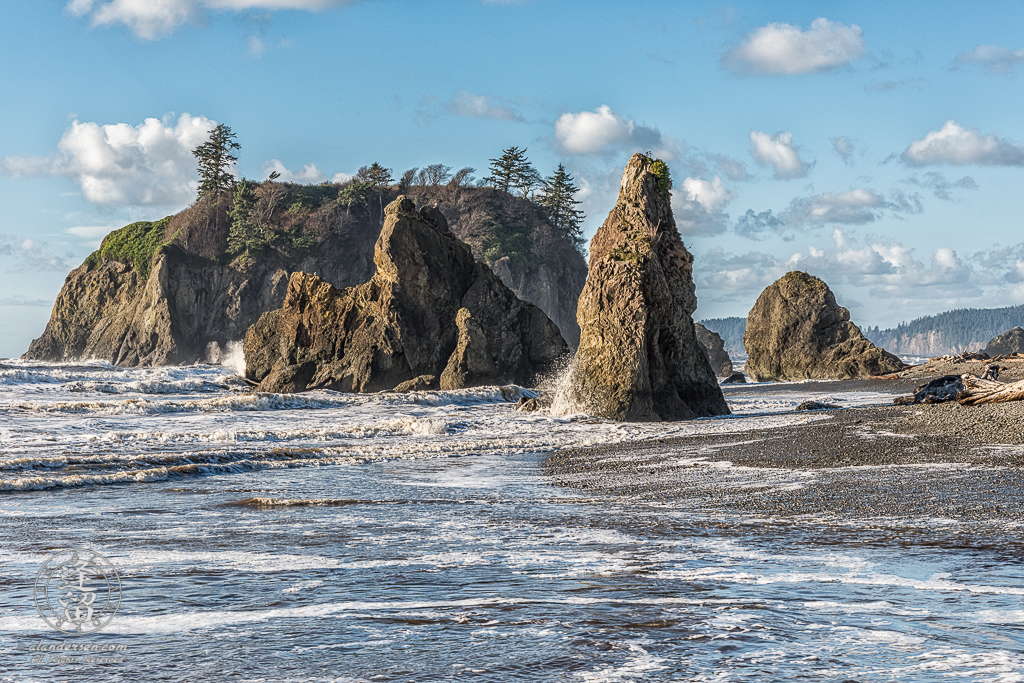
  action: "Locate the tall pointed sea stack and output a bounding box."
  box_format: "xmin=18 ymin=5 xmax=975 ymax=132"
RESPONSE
xmin=743 ymin=271 xmax=905 ymax=381
xmin=555 ymin=154 xmax=729 ymax=421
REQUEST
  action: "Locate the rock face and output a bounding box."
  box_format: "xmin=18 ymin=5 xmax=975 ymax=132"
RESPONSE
xmin=743 ymin=271 xmax=905 ymax=381
xmin=24 ymin=252 xmax=297 ymax=366
xmin=985 ymin=327 xmax=1024 ymax=356
xmin=411 ymin=186 xmax=588 ymax=347
xmin=554 ymin=154 xmax=729 ymax=421
xmin=695 ymin=323 xmax=733 ymax=377
xmin=243 ymin=197 xmax=567 ymax=392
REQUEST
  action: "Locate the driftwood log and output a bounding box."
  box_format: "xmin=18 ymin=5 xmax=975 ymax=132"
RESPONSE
xmin=956 ymin=374 xmax=1024 ymax=406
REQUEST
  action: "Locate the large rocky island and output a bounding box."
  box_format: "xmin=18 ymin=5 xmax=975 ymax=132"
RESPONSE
xmin=554 ymin=154 xmax=729 ymax=421
xmin=24 ymin=180 xmax=587 ymax=366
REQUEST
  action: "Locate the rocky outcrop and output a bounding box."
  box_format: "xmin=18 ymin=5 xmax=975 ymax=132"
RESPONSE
xmin=26 ymin=183 xmax=586 ymax=366
xmin=985 ymin=327 xmax=1024 ymax=356
xmin=695 ymin=323 xmax=733 ymax=377
xmin=743 ymin=271 xmax=906 ymax=382
xmin=553 ymin=154 xmax=729 ymax=421
xmin=23 ymin=250 xmax=298 ymax=366
xmin=243 ymin=197 xmax=567 ymax=393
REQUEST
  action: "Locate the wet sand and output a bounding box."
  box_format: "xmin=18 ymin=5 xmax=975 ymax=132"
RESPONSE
xmin=544 ymin=375 xmax=1024 ymax=522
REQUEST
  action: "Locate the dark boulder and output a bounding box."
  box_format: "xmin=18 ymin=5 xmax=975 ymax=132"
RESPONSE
xmin=985 ymin=327 xmax=1024 ymax=356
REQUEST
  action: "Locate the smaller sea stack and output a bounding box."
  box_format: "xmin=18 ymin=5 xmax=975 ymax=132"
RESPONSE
xmin=743 ymin=271 xmax=905 ymax=382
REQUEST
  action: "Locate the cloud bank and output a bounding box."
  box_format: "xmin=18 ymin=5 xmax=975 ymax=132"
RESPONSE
xmin=1 ymin=113 xmax=217 ymax=206
xmin=697 ymin=229 xmax=995 ymax=305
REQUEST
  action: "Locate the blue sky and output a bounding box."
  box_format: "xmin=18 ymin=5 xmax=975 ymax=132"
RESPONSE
xmin=2 ymin=0 xmax=1024 ymax=357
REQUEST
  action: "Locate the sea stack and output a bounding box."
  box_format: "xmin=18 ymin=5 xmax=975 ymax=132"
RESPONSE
xmin=554 ymin=154 xmax=729 ymax=421
xmin=695 ymin=323 xmax=734 ymax=377
xmin=243 ymin=196 xmax=567 ymax=393
xmin=743 ymin=271 xmax=905 ymax=382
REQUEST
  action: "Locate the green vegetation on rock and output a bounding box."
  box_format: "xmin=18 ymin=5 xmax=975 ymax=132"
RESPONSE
xmin=84 ymin=217 xmax=173 ymax=279
xmin=650 ymin=158 xmax=672 ymax=201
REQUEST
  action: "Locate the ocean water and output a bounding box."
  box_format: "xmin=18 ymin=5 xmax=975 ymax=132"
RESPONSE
xmin=1 ymin=360 xmax=1022 ymax=682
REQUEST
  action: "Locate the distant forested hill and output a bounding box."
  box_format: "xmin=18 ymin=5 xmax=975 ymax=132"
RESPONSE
xmin=862 ymin=305 xmax=1024 ymax=357
xmin=698 ymin=316 xmax=747 ymax=358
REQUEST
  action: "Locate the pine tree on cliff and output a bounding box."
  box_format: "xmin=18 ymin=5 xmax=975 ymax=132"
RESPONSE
xmin=538 ymin=164 xmax=585 ymax=250
xmin=193 ymin=123 xmax=240 ymax=200
xmin=227 ymin=179 xmax=266 ymax=256
xmin=485 ymin=146 xmax=539 ymax=196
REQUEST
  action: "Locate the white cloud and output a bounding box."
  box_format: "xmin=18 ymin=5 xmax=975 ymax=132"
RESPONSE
xmin=723 ymin=18 xmax=865 ymax=75
xmin=554 ymin=105 xmax=675 ymax=157
xmin=697 ymin=231 xmax=982 ymax=303
xmin=782 ymin=188 xmax=921 ymax=228
xmin=673 ymin=177 xmax=735 ymax=237
xmin=696 ymin=247 xmax=782 ymax=293
xmin=331 ymin=171 xmax=354 ymax=184
xmin=681 ymin=176 xmax=735 ymax=212
xmin=67 ymin=0 xmax=196 ymax=40
xmin=67 ymin=0 xmax=359 ymax=39
xmin=707 ymin=154 xmax=751 ymax=181
xmin=0 ymin=113 xmax=217 ymax=206
xmin=831 ymin=136 xmax=855 ymax=164
xmin=901 ymin=120 xmax=1024 ymax=166
xmin=62 ymin=114 xmax=215 ymax=205
xmin=749 ymin=130 xmax=811 ymax=179
xmin=953 ymin=45 xmax=1024 ymax=74
xmin=447 ymin=91 xmax=524 ymax=122
xmin=0 ymin=295 xmax=51 ymax=307
xmin=260 ymin=159 xmax=326 ymax=183
xmin=0 ymin=156 xmax=53 ymax=177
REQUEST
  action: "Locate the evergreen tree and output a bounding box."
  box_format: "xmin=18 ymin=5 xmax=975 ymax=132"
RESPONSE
xmin=193 ymin=124 xmax=240 ymax=200
xmin=538 ymin=164 xmax=585 ymax=250
xmin=356 ymin=162 xmax=393 ymax=187
xmin=227 ymin=180 xmax=266 ymax=256
xmin=485 ymin=146 xmax=531 ymax=194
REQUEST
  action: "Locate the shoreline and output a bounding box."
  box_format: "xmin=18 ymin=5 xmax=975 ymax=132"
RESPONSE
xmin=543 ymin=377 xmax=1024 ymax=522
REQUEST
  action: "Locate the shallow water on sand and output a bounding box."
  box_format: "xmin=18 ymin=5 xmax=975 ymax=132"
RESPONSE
xmin=1 ymin=361 xmax=1021 ymax=681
